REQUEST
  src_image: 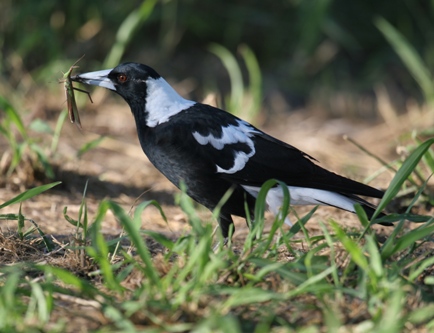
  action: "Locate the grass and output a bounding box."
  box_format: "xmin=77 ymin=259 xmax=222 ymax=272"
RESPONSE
xmin=0 ymin=91 xmax=105 ymax=185
xmin=102 ymin=0 xmax=159 ymax=69
xmin=376 ymin=17 xmax=434 ymax=106
xmin=209 ymin=43 xmax=262 ymax=123
xmin=5 ymin=1 xmax=434 ymax=108
xmin=0 ymin=95 xmax=55 ymax=180
xmin=0 ymin=139 xmax=434 ymax=332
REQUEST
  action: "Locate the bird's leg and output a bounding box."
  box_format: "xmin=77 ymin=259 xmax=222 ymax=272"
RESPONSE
xmin=219 ymin=214 xmax=235 ymax=240
xmin=212 ymin=237 xmax=228 ymax=252
xmin=211 ymin=214 xmax=234 ymax=251
xmin=211 ymin=225 xmax=225 ymax=252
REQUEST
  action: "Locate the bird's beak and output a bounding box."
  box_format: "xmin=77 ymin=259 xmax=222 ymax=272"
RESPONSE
xmin=71 ymin=69 xmax=116 ymax=91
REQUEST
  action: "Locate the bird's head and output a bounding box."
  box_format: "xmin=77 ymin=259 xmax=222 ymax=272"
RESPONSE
xmin=72 ymin=62 xmax=195 ymax=127
xmin=72 ymin=63 xmax=158 ymax=106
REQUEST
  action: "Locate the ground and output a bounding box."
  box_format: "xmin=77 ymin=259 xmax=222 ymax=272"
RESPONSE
xmin=0 ymin=84 xmax=433 ymax=331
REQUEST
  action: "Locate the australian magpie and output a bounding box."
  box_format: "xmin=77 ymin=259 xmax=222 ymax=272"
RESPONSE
xmin=72 ymin=62 xmax=389 ymax=239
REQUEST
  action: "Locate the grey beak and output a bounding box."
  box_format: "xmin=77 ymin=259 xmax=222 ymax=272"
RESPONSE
xmin=71 ymin=68 xmax=116 ymax=91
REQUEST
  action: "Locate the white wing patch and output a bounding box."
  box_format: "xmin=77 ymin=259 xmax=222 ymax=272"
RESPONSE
xmin=193 ymin=120 xmax=259 ymax=174
xmin=145 ymin=77 xmax=196 ymax=127
xmin=242 ymin=185 xmax=359 ymax=226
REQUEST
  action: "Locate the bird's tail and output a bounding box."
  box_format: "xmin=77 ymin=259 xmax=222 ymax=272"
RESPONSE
xmin=337 ymin=193 xmax=391 ymax=226
xmin=249 ymin=185 xmax=391 ymax=227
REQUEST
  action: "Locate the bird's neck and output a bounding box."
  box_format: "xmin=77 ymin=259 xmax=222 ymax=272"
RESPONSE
xmin=144 ymin=77 xmax=196 ymax=128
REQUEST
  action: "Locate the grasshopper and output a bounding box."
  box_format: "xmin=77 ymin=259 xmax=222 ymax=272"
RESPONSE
xmin=61 ymin=55 xmax=93 ymax=129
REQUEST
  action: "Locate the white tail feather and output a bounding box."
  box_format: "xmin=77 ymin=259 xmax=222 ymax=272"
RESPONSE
xmin=242 ymin=185 xmax=358 ymax=225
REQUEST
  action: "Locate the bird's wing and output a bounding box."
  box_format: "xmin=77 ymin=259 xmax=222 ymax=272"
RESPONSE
xmin=177 ymin=104 xmax=383 ymax=198
xmin=226 ymin=132 xmax=384 ymax=198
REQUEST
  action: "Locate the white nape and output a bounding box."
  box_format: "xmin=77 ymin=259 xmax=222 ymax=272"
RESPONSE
xmin=145 ymin=77 xmax=196 ymax=127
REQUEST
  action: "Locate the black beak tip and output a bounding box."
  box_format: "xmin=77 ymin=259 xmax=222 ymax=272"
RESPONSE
xmin=70 ymin=74 xmax=81 ymax=82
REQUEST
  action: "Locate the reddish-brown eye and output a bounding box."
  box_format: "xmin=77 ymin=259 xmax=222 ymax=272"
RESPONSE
xmin=118 ymin=74 xmax=128 ymax=83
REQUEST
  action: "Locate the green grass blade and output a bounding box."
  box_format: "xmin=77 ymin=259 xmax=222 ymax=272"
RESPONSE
xmin=0 ymin=95 xmax=27 ymax=139
xmin=63 ymin=206 xmax=84 ymax=229
xmin=414 ymin=136 xmax=434 ymax=174
xmin=29 ymin=219 xmax=54 ymax=252
xmin=375 ymin=213 xmax=432 ymax=224
xmin=286 ymin=266 xmax=336 ymax=297
xmin=105 ymin=201 xmax=161 ymax=288
xmin=222 ymin=287 xmax=283 ymax=310
xmin=29 ymin=119 xmax=54 ymax=134
xmin=141 ymin=230 xmax=174 ymax=250
xmin=250 ymin=180 xmax=290 ymax=256
xmin=320 ymin=222 xmax=341 ymax=288
xmin=251 ymin=258 xmax=307 ymax=285
xmin=26 ymin=281 xmax=50 ymax=324
xmin=43 ymin=266 xmax=99 ymax=296
xmin=29 ymin=143 xmax=55 ymax=179
xmin=176 ymin=181 xmax=205 ymax=235
xmin=286 ymin=206 xmax=317 ymax=238
xmin=77 ymin=136 xmax=105 ymax=158
xmin=408 ymin=256 xmax=434 ymax=281
xmin=365 ymin=235 xmax=383 ymax=278
xmin=375 ymin=17 xmax=434 ymax=103
xmin=372 ymin=137 xmax=434 ymax=219
xmin=51 ymin=109 xmax=68 ymax=153
xmin=331 ymin=221 xmax=369 ymax=271
xmin=407 ymin=304 xmax=434 ymax=326
xmin=87 ymin=201 xmax=123 ymax=292
xmin=239 ymin=44 xmax=262 ymax=120
xmin=390 ymin=220 xmax=434 ymax=254
xmin=133 ymin=200 xmax=168 ymax=230
xmin=103 ymin=0 xmax=158 ymax=68
xmin=0 ymin=181 xmax=61 ymax=210
xmin=209 ymin=43 xmax=244 ymax=114
xmin=379 ymin=289 xmax=406 ymax=331
xmin=17 ymin=204 xmax=24 ymax=240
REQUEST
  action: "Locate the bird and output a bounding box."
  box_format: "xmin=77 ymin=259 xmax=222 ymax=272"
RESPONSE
xmin=72 ymin=62 xmax=389 ymax=240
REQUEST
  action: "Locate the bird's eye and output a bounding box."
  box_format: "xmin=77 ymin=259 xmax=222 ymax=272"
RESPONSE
xmin=118 ymin=74 xmax=128 ymax=83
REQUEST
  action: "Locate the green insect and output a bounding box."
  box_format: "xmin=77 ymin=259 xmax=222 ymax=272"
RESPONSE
xmin=61 ymin=55 xmax=93 ymax=129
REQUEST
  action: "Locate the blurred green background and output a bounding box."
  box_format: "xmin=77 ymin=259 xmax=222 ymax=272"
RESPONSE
xmin=1 ymin=0 xmax=434 ymax=118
